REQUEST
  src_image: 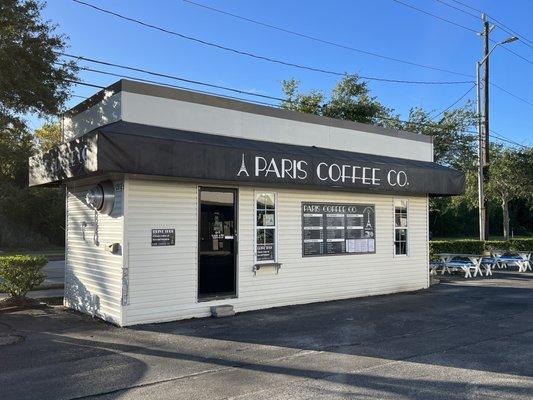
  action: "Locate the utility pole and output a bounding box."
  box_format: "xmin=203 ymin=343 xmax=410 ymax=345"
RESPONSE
xmin=482 ymin=16 xmax=490 ymax=241
xmin=476 ymin=59 xmax=484 ymax=240
xmin=475 ymin=17 xmax=517 ymax=241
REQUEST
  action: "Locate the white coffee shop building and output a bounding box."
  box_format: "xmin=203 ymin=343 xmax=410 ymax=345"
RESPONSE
xmin=29 ymin=79 xmax=464 ymax=326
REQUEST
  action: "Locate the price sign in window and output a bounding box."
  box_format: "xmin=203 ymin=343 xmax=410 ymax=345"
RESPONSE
xmin=256 ymin=192 xmax=277 ymax=262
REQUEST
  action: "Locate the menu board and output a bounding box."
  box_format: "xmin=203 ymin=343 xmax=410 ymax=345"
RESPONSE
xmin=302 ymin=203 xmax=375 ymax=257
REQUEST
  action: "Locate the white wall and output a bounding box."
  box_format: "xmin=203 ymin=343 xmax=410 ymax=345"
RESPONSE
xmin=63 ymin=92 xmax=121 ymax=141
xmin=122 ymin=92 xmax=433 ymax=162
xmin=61 ymin=86 xmax=433 ymax=161
xmin=122 ymin=178 xmax=429 ymax=326
xmin=64 ymin=180 xmax=124 ymax=324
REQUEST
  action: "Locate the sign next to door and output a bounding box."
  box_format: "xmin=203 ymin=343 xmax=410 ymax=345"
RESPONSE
xmin=151 ymin=229 xmax=175 ymax=246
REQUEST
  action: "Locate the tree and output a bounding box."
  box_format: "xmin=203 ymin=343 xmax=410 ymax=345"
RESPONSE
xmin=280 ymin=76 xmax=485 ymax=237
xmin=0 ymin=1 xmax=75 ymax=249
xmin=0 ymin=0 xmax=77 ymax=129
xmin=34 ymin=122 xmax=61 ymax=151
xmin=280 ymin=76 xmax=477 ymax=170
xmin=281 ymin=75 xmax=394 ymax=125
xmin=485 ymin=146 xmax=533 ymax=240
xmin=396 ymin=105 xmax=477 ymax=169
xmin=0 ymin=122 xmax=66 ymax=248
xmin=0 ymin=122 xmax=34 ymax=186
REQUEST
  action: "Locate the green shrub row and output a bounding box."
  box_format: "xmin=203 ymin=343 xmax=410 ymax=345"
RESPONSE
xmin=429 ymin=238 xmax=533 ymax=260
xmin=0 ymin=255 xmax=48 ymax=304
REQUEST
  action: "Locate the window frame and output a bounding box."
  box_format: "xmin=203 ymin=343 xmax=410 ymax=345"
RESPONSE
xmin=393 ymin=199 xmax=409 ymax=257
xmin=254 ymin=190 xmax=278 ymax=264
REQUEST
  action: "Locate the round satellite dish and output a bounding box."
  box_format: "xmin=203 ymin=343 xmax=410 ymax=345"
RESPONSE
xmin=86 ymin=180 xmax=115 ymax=215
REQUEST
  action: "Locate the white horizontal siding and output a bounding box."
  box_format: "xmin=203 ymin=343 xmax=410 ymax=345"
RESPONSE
xmin=64 ymin=182 xmax=124 ymax=324
xmin=122 ymin=179 xmax=198 ymax=324
xmin=123 ymin=179 xmax=429 ymax=326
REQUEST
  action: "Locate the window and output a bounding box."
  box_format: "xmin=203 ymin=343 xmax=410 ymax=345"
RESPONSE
xmin=255 ymin=192 xmax=277 ymax=262
xmin=394 ymin=200 xmax=408 ymax=256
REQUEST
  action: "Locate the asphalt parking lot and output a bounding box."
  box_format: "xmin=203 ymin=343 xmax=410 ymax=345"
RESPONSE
xmin=1 ymin=270 xmax=532 ymax=400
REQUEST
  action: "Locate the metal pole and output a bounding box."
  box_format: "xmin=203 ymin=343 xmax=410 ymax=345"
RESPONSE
xmin=482 ymin=18 xmax=490 ymax=240
xmin=476 ymin=61 xmax=485 ymax=240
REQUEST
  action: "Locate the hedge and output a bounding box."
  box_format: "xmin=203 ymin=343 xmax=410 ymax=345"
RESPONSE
xmin=429 ymin=238 xmax=533 ymax=260
xmin=0 ymin=255 xmax=47 ymax=304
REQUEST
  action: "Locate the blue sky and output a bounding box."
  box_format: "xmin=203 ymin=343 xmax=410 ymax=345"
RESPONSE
xmin=35 ymin=0 xmax=532 ymax=145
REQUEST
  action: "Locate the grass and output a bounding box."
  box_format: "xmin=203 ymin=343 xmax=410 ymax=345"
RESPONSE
xmin=432 ymin=236 xmax=531 ymax=241
xmin=0 ymin=246 xmax=64 ymax=259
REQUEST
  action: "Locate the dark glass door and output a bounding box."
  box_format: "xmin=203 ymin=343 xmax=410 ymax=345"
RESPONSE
xmin=198 ymin=188 xmax=237 ymax=299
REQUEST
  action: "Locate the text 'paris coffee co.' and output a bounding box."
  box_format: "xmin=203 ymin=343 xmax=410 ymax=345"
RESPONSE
xmin=237 ymin=154 xmax=411 ymax=189
xmin=29 ymin=79 xmax=464 ymax=326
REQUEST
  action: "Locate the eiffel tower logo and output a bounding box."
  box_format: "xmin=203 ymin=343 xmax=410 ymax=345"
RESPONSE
xmin=237 ymin=153 xmax=250 ymax=177
xmin=364 ymin=207 xmax=373 ymax=229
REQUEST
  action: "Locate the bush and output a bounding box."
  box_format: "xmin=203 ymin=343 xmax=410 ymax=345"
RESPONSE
xmin=484 ymin=240 xmax=511 ymax=251
xmin=509 ymin=238 xmax=533 ymax=251
xmin=0 ymin=183 xmax=65 ymax=249
xmin=0 ymin=255 xmax=47 ymax=304
xmin=429 ymin=238 xmax=533 ymax=260
xmin=429 ymin=240 xmax=484 ymax=260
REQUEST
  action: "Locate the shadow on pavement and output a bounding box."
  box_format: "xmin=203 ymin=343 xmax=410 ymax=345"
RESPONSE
xmin=0 ymin=270 xmax=531 ymax=399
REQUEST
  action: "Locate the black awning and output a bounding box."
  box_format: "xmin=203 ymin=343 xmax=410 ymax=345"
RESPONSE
xmin=29 ymin=121 xmax=464 ymax=196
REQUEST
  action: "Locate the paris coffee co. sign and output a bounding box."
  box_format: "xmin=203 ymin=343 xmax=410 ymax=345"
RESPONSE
xmin=235 ymin=153 xmax=411 ymax=189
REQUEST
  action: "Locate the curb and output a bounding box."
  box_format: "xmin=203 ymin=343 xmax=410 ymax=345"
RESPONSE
xmin=35 ymin=283 xmax=64 ymax=291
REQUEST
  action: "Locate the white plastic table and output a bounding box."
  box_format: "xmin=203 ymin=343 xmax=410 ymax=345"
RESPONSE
xmin=518 ymin=251 xmax=532 ymax=272
xmin=436 ymin=253 xmax=486 ymax=278
xmin=493 ymin=250 xmax=532 ymax=272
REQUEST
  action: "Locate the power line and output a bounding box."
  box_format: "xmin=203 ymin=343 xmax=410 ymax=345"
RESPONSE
xmin=500 ymin=45 xmax=533 ymax=65
xmin=184 ymin=0 xmax=530 ymax=103
xmin=491 ymin=83 xmax=533 ymax=108
xmin=433 ymin=0 xmax=479 ymax=20
xmin=61 ymin=66 xmax=283 ymax=108
xmin=61 ymin=71 xmax=531 ymax=152
xmin=431 ymin=83 xmax=476 ymax=120
xmin=439 ymin=0 xmax=533 ymax=51
xmin=62 ymin=64 xmax=519 ymax=145
xmin=58 ymin=52 xmax=287 ymax=102
xmin=71 ymin=0 xmax=531 ymax=107
xmin=391 ymin=0 xmax=477 ymax=33
xmin=60 ymin=60 xmax=484 ymax=137
xmin=59 ymin=53 xmax=483 ymax=118
xmin=65 ymin=76 xmax=530 ymax=149
xmin=63 ymin=71 xmax=475 ymax=134
xmin=376 ymin=114 xmax=478 ymax=135
xmin=71 ymin=0 xmax=473 ymax=85
xmin=61 ymin=51 xmax=533 ymax=114
xmin=490 ymin=129 xmax=529 ymax=148
xmin=64 ymin=79 xmax=106 ymax=89
xmin=183 ymin=0 xmax=471 ymax=78
xmin=392 ymin=0 xmax=533 ymax=65
xmin=447 ymin=0 xmax=533 ymax=48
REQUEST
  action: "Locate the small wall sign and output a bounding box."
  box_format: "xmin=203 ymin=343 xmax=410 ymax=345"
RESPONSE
xmin=257 ymin=243 xmax=275 ymax=262
xmin=151 ymin=229 xmax=175 ymax=246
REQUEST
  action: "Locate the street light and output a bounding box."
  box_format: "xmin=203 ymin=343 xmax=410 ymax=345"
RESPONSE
xmin=479 ymin=36 xmax=519 ymax=66
xmin=501 ymin=36 xmax=519 ymax=45
xmin=476 ymin=35 xmax=519 ymax=240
